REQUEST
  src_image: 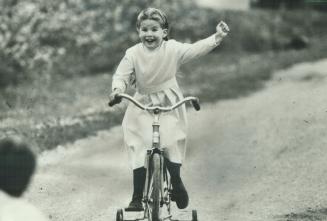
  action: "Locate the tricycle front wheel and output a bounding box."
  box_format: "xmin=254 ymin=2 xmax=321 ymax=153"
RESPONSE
xmin=150 ymin=153 xmax=161 ymax=221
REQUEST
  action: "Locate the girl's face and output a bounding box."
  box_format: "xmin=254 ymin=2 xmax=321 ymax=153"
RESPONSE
xmin=138 ymin=19 xmax=167 ymax=51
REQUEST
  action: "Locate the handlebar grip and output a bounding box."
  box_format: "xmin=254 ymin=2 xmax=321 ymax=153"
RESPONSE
xmin=108 ymin=94 xmax=122 ymax=107
xmin=191 ymin=98 xmax=201 ymax=111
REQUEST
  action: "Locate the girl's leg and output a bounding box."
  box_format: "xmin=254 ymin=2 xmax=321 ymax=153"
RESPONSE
xmin=166 ymin=160 xmax=189 ymax=209
xmin=127 ymin=167 xmax=146 ymax=211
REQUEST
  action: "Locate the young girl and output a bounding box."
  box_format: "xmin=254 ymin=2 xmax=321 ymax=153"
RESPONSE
xmin=109 ymin=7 xmax=229 ymax=211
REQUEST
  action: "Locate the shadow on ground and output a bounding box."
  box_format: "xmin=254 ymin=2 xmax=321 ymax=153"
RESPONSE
xmin=275 ymin=208 xmax=327 ymax=221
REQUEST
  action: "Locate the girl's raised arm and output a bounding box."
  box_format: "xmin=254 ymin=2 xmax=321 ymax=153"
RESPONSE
xmin=176 ymin=21 xmax=229 ymax=65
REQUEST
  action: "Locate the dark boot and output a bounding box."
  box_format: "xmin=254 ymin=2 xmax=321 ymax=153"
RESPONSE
xmin=166 ymin=161 xmax=189 ymax=209
xmin=126 ymin=167 xmax=146 ymax=211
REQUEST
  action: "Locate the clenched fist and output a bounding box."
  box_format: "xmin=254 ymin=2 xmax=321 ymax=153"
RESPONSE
xmin=216 ymin=21 xmax=230 ymax=38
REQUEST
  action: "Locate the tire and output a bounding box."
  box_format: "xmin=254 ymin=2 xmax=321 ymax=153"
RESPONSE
xmin=192 ymin=210 xmax=198 ymax=221
xmin=116 ymin=209 xmax=123 ymax=221
xmin=150 ymin=153 xmax=161 ymax=221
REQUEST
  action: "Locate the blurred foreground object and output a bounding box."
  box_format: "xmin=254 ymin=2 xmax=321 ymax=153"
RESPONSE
xmin=0 ymin=138 xmax=49 ymax=221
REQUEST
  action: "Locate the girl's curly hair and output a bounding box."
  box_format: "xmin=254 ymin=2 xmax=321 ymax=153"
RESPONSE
xmin=136 ymin=8 xmax=169 ymax=41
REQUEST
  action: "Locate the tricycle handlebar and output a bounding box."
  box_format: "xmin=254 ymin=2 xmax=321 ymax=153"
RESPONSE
xmin=108 ymin=93 xmax=200 ymax=112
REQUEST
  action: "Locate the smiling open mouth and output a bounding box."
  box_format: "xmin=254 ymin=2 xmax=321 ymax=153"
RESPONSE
xmin=145 ymin=38 xmax=156 ymax=43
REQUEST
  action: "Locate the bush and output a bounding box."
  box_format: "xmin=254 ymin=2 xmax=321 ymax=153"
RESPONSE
xmin=0 ymin=0 xmax=326 ymax=88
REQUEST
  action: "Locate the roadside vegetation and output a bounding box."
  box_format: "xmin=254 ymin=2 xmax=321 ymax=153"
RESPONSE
xmin=1 ymin=0 xmax=326 ymax=152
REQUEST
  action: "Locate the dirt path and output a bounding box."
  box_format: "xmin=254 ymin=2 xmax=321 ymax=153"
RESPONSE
xmin=26 ymin=58 xmax=327 ymax=221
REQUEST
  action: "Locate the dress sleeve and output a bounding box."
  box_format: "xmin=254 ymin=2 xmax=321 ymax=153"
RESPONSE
xmin=111 ymin=50 xmax=134 ymax=92
xmin=175 ymin=34 xmax=220 ymax=65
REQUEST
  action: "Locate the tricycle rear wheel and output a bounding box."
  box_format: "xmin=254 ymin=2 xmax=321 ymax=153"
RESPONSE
xmin=192 ymin=209 xmax=198 ymax=221
xmin=116 ymin=208 xmax=123 ymax=221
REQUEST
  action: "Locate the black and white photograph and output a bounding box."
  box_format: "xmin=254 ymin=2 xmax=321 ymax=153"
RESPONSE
xmin=1 ymin=0 xmax=327 ymax=220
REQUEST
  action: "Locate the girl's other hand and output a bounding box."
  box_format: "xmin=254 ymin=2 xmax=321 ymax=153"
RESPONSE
xmin=216 ymin=21 xmax=230 ymax=38
xmin=108 ymin=88 xmax=123 ymax=106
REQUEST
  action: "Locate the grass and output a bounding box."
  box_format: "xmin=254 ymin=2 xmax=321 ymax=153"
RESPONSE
xmin=0 ymin=74 xmax=122 ymax=153
xmin=180 ymin=38 xmax=327 ymax=102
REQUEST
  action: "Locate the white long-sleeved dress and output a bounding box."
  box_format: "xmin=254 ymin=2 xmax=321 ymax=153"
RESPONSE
xmin=112 ymin=35 xmax=220 ymax=169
